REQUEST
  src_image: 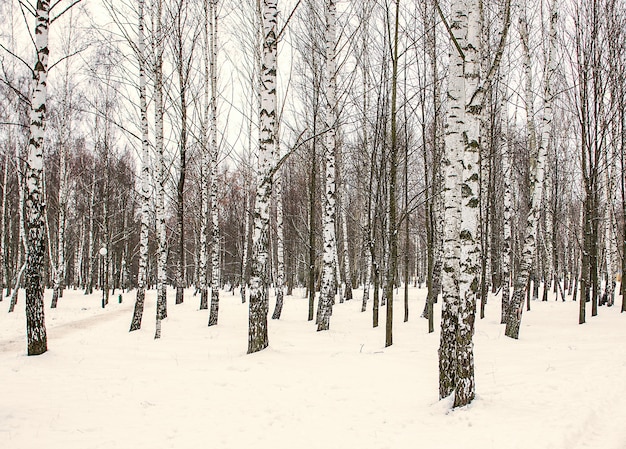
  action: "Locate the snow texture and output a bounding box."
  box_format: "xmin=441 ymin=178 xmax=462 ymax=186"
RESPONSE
xmin=1 ymin=287 xmax=625 ymax=448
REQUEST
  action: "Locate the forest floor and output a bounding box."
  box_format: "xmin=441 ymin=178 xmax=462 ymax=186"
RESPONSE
xmin=0 ymin=286 xmax=625 ymax=449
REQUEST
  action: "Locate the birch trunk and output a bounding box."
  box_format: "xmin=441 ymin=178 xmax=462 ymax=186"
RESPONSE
xmin=385 ymin=0 xmax=400 ymax=348
xmin=84 ymin=152 xmax=96 ymax=295
xmin=24 ymin=0 xmax=50 ymax=355
xmin=198 ymin=0 xmax=211 ymax=311
xmin=438 ymin=0 xmax=465 ymax=399
xmin=272 ymin=135 xmax=285 ymax=319
xmin=174 ymin=0 xmax=190 ymax=306
xmin=500 ymin=86 xmax=512 ymax=324
xmin=154 ymin=0 xmax=167 ymax=339
xmin=247 ymin=0 xmax=277 ymax=354
xmin=341 ymin=191 xmax=352 ymax=301
xmin=317 ymin=0 xmax=338 ymax=332
xmin=603 ymin=145 xmax=615 ymax=306
xmin=1 ymin=152 xmax=8 ymax=296
xmin=453 ymin=0 xmax=482 ymax=407
xmin=208 ymin=0 xmax=220 ymax=327
xmin=241 ymin=186 xmax=250 ymax=303
xmin=505 ymin=0 xmax=556 ymax=339
xmin=130 ymin=0 xmax=149 ymax=332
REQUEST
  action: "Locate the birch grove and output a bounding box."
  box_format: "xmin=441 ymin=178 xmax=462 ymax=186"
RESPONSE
xmin=1 ymin=0 xmax=626 ymax=410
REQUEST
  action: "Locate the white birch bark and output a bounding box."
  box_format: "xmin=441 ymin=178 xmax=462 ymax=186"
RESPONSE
xmin=208 ymin=0 xmax=221 ymax=326
xmin=544 ymin=174 xmax=554 ymax=300
xmin=24 ymin=0 xmax=50 ymax=355
xmin=272 ymin=133 xmax=285 ymax=319
xmin=198 ymin=0 xmax=211 ymax=311
xmin=130 ymin=0 xmax=150 ymax=331
xmin=84 ymin=150 xmax=96 ymax=295
xmin=247 ymin=0 xmax=277 ymax=354
xmin=505 ymin=0 xmax=556 ymax=339
xmin=438 ymin=0 xmax=466 ymax=400
xmin=500 ymin=86 xmax=513 ymax=323
xmin=154 ymin=0 xmax=167 ymax=339
xmin=1 ymin=152 xmax=8 ymax=296
xmin=341 ymin=189 xmax=352 ymax=301
xmin=240 ymin=186 xmax=250 ymax=303
xmin=317 ymin=0 xmax=338 ymax=332
xmin=453 ymin=0 xmax=482 ymax=407
xmin=603 ymin=145 xmax=615 ymax=305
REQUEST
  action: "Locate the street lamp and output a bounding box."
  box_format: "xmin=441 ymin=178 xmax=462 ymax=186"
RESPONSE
xmin=99 ymin=246 xmax=107 ymax=308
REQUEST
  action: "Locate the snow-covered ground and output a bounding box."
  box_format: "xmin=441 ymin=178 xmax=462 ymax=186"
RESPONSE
xmin=1 ymin=286 xmax=625 ymax=449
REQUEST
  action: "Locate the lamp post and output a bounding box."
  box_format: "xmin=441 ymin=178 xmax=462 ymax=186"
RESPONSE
xmin=99 ymin=246 xmax=107 ymax=308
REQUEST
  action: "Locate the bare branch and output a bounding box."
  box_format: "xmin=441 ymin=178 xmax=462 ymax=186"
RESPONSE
xmin=0 ymin=42 xmax=35 ymax=75
xmin=434 ymin=0 xmax=465 ymax=61
xmin=18 ymin=0 xmax=35 ymax=16
xmin=0 ymin=121 xmax=29 ymax=129
xmin=48 ymin=43 xmax=91 ymax=72
xmin=51 ymin=0 xmax=85 ymax=24
xmin=18 ymin=1 xmax=37 ymax=51
xmin=276 ymin=0 xmax=302 ymax=42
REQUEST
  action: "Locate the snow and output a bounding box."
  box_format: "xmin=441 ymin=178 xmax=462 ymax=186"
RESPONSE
xmin=1 ymin=287 xmax=625 ymax=449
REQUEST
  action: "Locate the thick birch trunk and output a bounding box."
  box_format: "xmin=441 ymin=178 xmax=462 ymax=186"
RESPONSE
xmin=130 ymin=0 xmax=150 ymax=332
xmin=247 ymin=0 xmax=277 ymax=354
xmin=505 ymin=0 xmax=556 ymax=339
xmin=24 ymin=0 xmax=50 ymax=356
xmin=452 ymin=0 xmax=482 ymax=407
xmin=438 ymin=0 xmax=465 ymax=400
xmin=317 ymin=0 xmax=338 ymax=332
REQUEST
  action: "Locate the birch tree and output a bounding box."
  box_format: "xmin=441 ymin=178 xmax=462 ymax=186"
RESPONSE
xmin=317 ymin=0 xmax=338 ymax=332
xmin=272 ymin=129 xmax=285 ymax=319
xmin=130 ymin=0 xmax=150 ymax=332
xmin=208 ymin=0 xmax=220 ymax=327
xmin=248 ymin=0 xmax=277 ymax=354
xmin=154 ymin=0 xmax=168 ymax=339
xmin=439 ymin=0 xmax=510 ymax=406
xmin=505 ymin=0 xmax=556 ymax=339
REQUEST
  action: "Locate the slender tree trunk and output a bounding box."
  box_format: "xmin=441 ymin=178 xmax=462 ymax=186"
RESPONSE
xmin=247 ymin=0 xmax=277 ymax=354
xmin=341 ymin=190 xmax=352 ymax=302
xmin=208 ymin=0 xmax=221 ymax=327
xmin=174 ymin=1 xmax=189 ymax=306
xmin=317 ymin=0 xmax=338 ymax=332
xmin=84 ymin=154 xmax=96 ymax=295
xmin=24 ymin=0 xmax=51 ymax=356
xmin=500 ymin=86 xmax=512 ymax=324
xmin=505 ymin=0 xmax=555 ymax=339
xmin=308 ymin=130 xmax=316 ymax=321
xmin=130 ymin=0 xmax=149 ymax=332
xmin=1 ymin=152 xmax=8 ymax=297
xmin=272 ymin=132 xmax=285 ymax=319
xmin=154 ymin=0 xmax=167 ymax=339
xmin=384 ymin=0 xmax=400 ymax=348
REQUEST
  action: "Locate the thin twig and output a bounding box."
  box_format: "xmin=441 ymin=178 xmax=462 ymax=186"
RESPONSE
xmin=434 ymin=0 xmax=465 ymax=60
